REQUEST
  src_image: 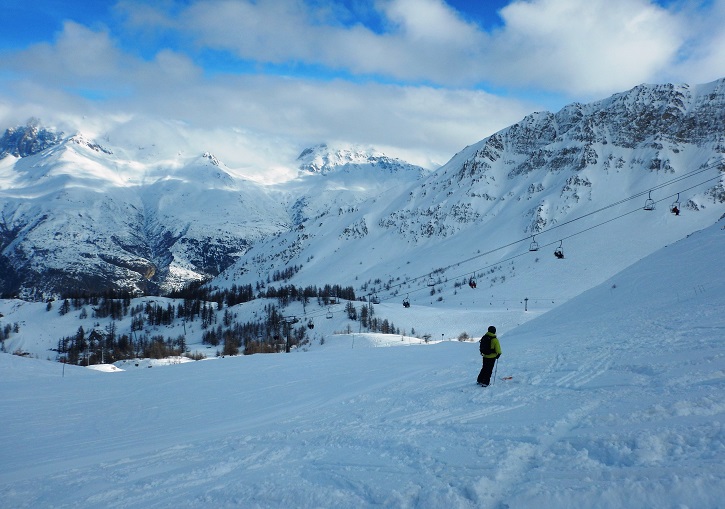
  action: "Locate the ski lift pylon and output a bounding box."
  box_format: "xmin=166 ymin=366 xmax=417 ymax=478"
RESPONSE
xmin=644 ymin=190 xmax=656 ymax=211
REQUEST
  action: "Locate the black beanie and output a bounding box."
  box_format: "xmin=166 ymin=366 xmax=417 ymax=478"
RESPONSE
xmin=488 ymin=326 xmax=496 ymax=334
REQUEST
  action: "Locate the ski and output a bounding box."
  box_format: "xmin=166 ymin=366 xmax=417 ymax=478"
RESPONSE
xmin=500 ymin=376 xmax=513 ymax=381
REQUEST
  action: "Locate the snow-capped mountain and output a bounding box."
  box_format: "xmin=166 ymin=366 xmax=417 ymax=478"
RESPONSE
xmin=296 ymin=143 xmax=427 ymax=176
xmin=0 ymin=131 xmax=290 ymax=296
xmin=286 ymin=143 xmax=429 ymax=223
xmin=1 ymin=79 xmax=724 ymax=301
xmin=217 ymin=78 xmax=725 ymax=305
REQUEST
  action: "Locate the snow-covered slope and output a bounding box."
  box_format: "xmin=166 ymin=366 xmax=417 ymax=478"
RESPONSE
xmin=1 ymin=217 xmax=722 ymax=509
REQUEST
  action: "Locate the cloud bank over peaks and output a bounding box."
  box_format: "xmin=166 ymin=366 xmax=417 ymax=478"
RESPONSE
xmin=115 ymin=0 xmax=720 ymax=93
xmin=1 ymin=0 xmax=724 ymax=182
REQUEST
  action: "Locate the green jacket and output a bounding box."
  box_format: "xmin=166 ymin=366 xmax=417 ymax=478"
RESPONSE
xmin=481 ymin=331 xmax=502 ymax=359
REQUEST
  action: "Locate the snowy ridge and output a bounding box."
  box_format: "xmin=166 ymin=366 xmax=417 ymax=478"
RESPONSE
xmin=0 ymin=218 xmax=723 ymax=508
xmin=0 ymin=135 xmax=428 ymax=296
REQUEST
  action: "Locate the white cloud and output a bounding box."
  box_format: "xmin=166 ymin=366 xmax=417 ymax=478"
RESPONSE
xmin=489 ymin=0 xmax=684 ymax=95
xmin=378 ymin=0 xmax=480 ymax=45
xmin=179 ymin=0 xmax=324 ymax=63
xmin=0 ymin=20 xmax=531 ymax=177
xmin=115 ymin=0 xmax=179 ymax=32
xmin=9 ymin=21 xmax=201 ymax=92
xmin=665 ymin=0 xmax=725 ymax=85
xmin=158 ymin=0 xmax=486 ymax=84
xmin=121 ymin=75 xmax=530 ymax=169
xmin=9 ymin=22 xmax=129 ymax=87
xmin=118 ymin=0 xmax=723 ymax=96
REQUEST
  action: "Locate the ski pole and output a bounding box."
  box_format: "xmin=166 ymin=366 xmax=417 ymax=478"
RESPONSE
xmin=493 ymin=358 xmax=498 ymax=385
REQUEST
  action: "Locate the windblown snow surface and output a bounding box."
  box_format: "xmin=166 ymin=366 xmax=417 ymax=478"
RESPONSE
xmin=1 ymin=220 xmax=724 ymax=509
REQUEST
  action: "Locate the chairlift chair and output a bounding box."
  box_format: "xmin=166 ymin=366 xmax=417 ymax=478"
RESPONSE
xmin=554 ymin=240 xmax=565 ymax=259
xmin=671 ymin=193 xmax=681 ymax=215
xmin=326 ymin=308 xmax=333 ymax=319
xmin=427 ymin=275 xmax=436 ymax=287
xmin=468 ymin=277 xmax=477 ymax=289
xmin=643 ymin=191 xmax=656 ymax=211
xmin=529 ymin=236 xmax=540 ymax=252
xmin=403 ymin=295 xmax=411 ymax=308
xmin=307 ymin=320 xmax=314 ymax=330
xmin=371 ymin=294 xmax=380 ymax=305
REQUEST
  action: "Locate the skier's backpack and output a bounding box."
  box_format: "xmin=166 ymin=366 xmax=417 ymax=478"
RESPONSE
xmin=480 ymin=335 xmax=494 ymax=355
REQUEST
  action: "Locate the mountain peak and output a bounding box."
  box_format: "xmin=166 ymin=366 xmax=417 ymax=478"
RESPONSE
xmin=0 ymin=121 xmax=64 ymax=159
xmin=68 ymin=133 xmax=113 ymax=155
xmin=296 ymin=142 xmax=424 ymax=176
xmin=202 ymin=152 xmax=221 ymax=166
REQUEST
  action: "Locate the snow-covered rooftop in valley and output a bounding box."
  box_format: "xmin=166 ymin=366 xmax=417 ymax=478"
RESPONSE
xmin=1 ymin=218 xmax=723 ymax=508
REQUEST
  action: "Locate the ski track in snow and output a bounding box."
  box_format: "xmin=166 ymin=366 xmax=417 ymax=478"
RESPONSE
xmin=0 ymin=349 xmax=605 ymax=509
xmin=2 ymin=334 xmax=723 ymax=509
xmin=5 ymin=338 xmax=720 ymax=509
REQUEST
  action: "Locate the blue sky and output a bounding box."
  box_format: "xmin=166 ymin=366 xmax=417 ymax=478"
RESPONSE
xmin=1 ymin=0 xmax=723 ymax=175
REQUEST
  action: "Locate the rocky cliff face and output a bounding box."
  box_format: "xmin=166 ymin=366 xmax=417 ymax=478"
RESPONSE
xmin=375 ymin=78 xmax=725 ymax=240
xmin=0 ymin=122 xmax=63 ymax=158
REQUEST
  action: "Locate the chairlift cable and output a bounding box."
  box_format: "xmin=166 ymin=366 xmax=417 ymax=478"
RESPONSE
xmin=397 ymin=169 xmax=723 ymax=295
xmin=367 ymin=171 xmax=723 ymax=306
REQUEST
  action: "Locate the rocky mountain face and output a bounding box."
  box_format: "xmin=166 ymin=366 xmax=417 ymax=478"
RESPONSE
xmin=0 ymin=122 xmax=64 ymax=158
xmin=390 ymin=79 xmax=725 ymax=238
xmin=1 ymin=79 xmax=724 ymax=300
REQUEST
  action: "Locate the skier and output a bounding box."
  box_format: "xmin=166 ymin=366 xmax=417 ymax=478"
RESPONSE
xmin=477 ymin=326 xmax=501 ymax=387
